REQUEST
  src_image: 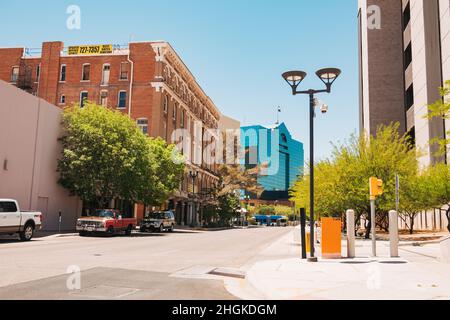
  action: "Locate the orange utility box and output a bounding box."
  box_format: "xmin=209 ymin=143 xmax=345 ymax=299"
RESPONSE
xmin=321 ymin=217 xmax=342 ymax=259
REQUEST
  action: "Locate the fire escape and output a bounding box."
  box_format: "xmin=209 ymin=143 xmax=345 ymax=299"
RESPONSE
xmin=17 ymin=60 xmax=33 ymax=94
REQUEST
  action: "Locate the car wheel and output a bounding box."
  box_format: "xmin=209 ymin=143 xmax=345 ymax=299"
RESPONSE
xmin=140 ymin=226 xmax=147 ymax=233
xmin=169 ymin=224 xmax=174 ymax=232
xmin=19 ymin=223 xmax=34 ymax=241
xmin=159 ymin=224 xmax=165 ymax=233
xmin=125 ymin=225 xmax=133 ymax=236
xmin=107 ymin=226 xmax=115 ymax=237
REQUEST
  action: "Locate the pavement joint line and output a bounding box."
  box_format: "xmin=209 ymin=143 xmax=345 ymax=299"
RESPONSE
xmin=399 ymin=247 xmax=439 ymax=260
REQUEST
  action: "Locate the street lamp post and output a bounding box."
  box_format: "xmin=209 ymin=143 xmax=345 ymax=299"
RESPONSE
xmin=244 ymin=194 xmax=250 ymax=226
xmin=189 ymin=171 xmax=199 ymax=225
xmin=190 ymin=170 xmax=199 ymax=195
xmin=282 ymin=68 xmax=341 ymax=262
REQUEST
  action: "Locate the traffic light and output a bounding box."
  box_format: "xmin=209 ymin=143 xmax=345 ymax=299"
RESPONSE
xmin=369 ymin=177 xmax=383 ymax=199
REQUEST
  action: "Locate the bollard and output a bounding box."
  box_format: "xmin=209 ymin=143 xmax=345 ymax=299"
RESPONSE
xmin=58 ymin=211 xmax=62 ymax=234
xmin=389 ymin=210 xmax=399 ymax=258
xmin=300 ymin=208 xmax=307 ymax=259
xmin=346 ymin=210 xmax=356 ymax=258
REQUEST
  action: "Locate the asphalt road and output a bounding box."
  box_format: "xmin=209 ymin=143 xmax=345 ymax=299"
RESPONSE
xmin=0 ymin=227 xmax=293 ymax=300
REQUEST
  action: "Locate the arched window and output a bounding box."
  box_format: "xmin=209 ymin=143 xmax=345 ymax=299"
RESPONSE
xmin=172 ymin=103 xmax=177 ymax=121
xmin=11 ymin=66 xmax=19 ymax=83
xmin=163 ymin=96 xmax=168 ymax=114
xmin=101 ymin=64 xmax=110 ymax=86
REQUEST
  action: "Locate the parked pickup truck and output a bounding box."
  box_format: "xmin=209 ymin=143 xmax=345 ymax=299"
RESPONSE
xmin=0 ymin=199 xmax=42 ymax=241
xmin=76 ymin=209 xmax=137 ymax=236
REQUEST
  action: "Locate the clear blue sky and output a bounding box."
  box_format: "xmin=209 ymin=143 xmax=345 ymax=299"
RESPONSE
xmin=0 ymin=0 xmax=359 ymax=161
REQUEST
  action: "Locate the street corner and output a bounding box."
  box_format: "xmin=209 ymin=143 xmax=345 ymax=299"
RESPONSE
xmin=239 ymin=253 xmax=450 ymax=300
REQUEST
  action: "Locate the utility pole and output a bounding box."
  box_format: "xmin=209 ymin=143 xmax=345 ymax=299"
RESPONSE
xmin=369 ymin=177 xmax=383 ymax=257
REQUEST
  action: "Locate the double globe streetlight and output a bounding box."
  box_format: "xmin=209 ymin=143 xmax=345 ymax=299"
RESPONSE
xmin=282 ymin=68 xmax=341 ymax=262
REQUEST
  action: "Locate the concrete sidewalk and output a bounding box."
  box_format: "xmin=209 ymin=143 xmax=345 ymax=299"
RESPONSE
xmin=225 ymin=229 xmax=450 ymax=300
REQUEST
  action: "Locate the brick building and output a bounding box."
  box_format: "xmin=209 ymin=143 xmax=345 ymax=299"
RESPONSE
xmin=0 ymin=41 xmax=223 ymax=226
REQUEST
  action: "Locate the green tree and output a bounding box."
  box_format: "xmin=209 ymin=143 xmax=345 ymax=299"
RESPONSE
xmin=425 ymin=80 xmax=450 ymax=232
xmin=426 ymin=80 xmax=450 ymax=156
xmin=211 ymin=164 xmax=264 ymax=226
xmin=217 ymin=164 xmax=264 ymax=197
xmin=399 ymin=168 xmax=438 ymax=234
xmin=217 ymin=193 xmax=241 ymax=226
xmin=426 ymin=163 xmax=450 ymax=233
xmin=290 ymin=124 xmax=418 ymax=237
xmin=258 ymin=205 xmax=276 ymax=215
xmin=57 ymin=103 xmax=185 ymax=209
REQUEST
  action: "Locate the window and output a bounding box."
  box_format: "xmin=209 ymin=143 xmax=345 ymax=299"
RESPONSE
xmin=100 ymin=91 xmax=108 ymax=106
xmin=120 ymin=62 xmax=129 ymax=80
xmin=102 ymin=64 xmax=110 ymax=85
xmin=60 ymin=65 xmax=66 ymax=82
xmin=0 ymin=201 xmax=18 ymax=213
xmin=118 ymin=91 xmax=127 ymax=109
xmin=11 ymin=67 xmax=19 ymax=83
xmin=405 ymin=84 xmax=414 ymax=111
xmin=181 ymin=110 xmax=185 ymax=127
xmin=80 ymin=91 xmax=88 ymax=108
xmin=403 ymin=2 xmax=411 ymax=31
xmin=163 ymin=96 xmax=168 ymax=114
xmin=173 ymin=104 xmax=177 ymax=121
xmin=407 ymin=127 xmax=416 ymax=148
xmin=60 ymin=95 xmax=66 ymax=105
xmin=36 ymin=65 xmax=41 ymax=82
xmin=137 ymin=118 xmax=149 ymax=135
xmin=404 ymin=43 xmax=412 ymax=70
xmin=82 ymin=64 xmax=90 ymax=81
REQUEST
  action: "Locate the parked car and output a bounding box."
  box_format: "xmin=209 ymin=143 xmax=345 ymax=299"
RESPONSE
xmin=276 ymin=217 xmax=288 ymax=227
xmin=76 ymin=209 xmax=137 ymax=237
xmin=0 ymin=199 xmax=42 ymax=241
xmin=140 ymin=211 xmax=175 ymax=233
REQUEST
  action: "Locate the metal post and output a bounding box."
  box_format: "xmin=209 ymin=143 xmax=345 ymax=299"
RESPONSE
xmin=395 ymin=175 xmax=400 ymax=213
xmin=308 ymin=93 xmax=317 ymax=262
xmin=389 ymin=210 xmax=399 ymax=258
xmin=300 ymin=208 xmax=307 ymax=259
xmin=370 ymin=199 xmax=377 ymax=257
xmin=346 ymin=210 xmax=356 ymax=258
xmin=58 ymin=211 xmax=62 ymax=234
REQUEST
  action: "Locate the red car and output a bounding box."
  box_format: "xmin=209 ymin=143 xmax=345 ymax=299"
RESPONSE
xmin=76 ymin=209 xmax=137 ymax=236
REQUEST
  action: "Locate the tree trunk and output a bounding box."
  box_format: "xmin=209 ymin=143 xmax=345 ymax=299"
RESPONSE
xmin=365 ymin=219 xmax=371 ymax=239
xmin=446 ymin=208 xmax=450 ymax=233
xmin=410 ymin=215 xmax=415 ymax=235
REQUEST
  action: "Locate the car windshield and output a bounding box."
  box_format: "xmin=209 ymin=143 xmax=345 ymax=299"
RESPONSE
xmin=148 ymin=212 xmax=165 ymax=219
xmin=90 ymin=210 xmax=115 ymax=218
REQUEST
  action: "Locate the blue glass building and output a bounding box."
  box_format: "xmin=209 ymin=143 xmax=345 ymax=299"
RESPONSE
xmin=240 ymin=123 xmax=304 ymax=198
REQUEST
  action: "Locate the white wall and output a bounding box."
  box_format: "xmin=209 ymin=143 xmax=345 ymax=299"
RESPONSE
xmin=0 ymin=81 xmax=81 ymax=231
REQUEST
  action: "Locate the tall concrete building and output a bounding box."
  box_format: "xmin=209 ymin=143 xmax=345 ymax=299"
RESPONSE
xmin=359 ymin=0 xmax=450 ymax=166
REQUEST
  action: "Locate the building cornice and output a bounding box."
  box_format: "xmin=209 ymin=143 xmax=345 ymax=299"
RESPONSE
xmin=149 ymin=42 xmax=221 ymax=120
